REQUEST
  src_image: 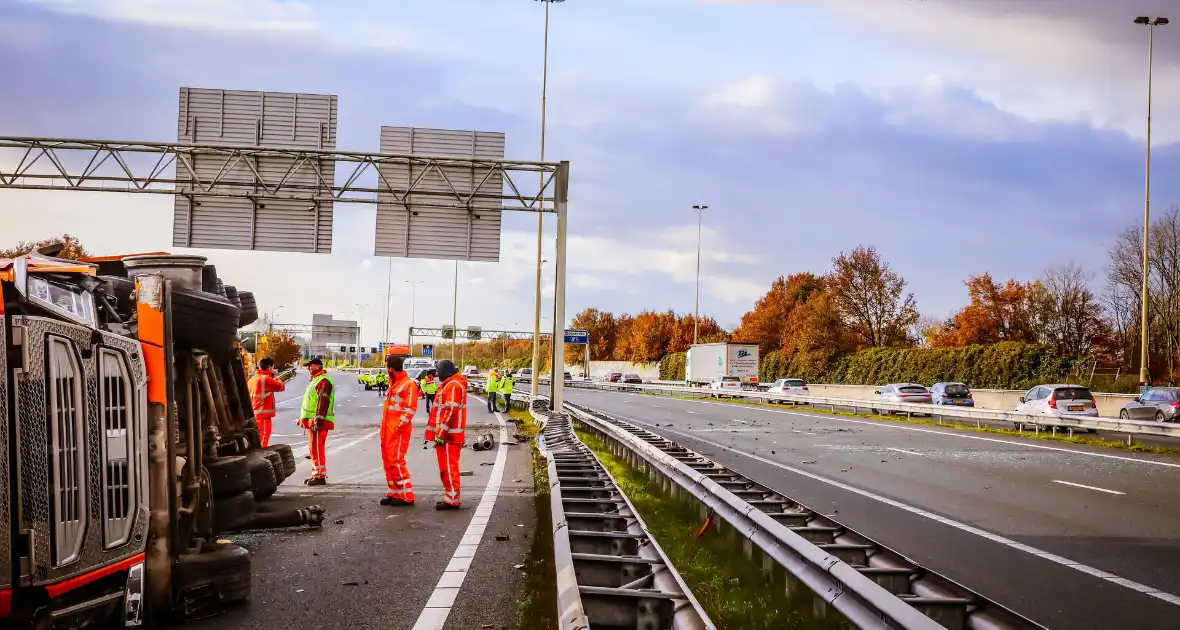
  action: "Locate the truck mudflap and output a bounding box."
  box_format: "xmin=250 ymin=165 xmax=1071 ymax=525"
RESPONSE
xmin=10 ymin=315 xmax=150 ymax=589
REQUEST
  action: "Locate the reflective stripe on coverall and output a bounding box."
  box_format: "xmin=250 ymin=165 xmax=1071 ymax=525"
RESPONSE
xmin=381 ymin=373 xmax=419 ymax=501
xmin=299 ymin=373 xmax=335 ymax=478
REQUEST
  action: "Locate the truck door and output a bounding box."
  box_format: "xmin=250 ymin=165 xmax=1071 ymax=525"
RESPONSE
xmin=8 ymin=315 xmax=149 ymax=593
xmin=1 ymin=305 xmax=11 ymax=614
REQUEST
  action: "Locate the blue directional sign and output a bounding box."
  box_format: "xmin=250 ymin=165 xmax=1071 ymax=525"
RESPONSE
xmin=422 ymin=344 xmax=434 ymax=357
xmin=564 ymin=329 xmax=590 ymax=344
xmin=360 ymin=353 xmax=372 ymax=361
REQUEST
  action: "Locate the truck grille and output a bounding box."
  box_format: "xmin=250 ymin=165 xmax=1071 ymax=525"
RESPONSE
xmin=48 ymin=336 xmax=87 ymax=566
xmin=99 ymin=349 xmax=136 ymax=547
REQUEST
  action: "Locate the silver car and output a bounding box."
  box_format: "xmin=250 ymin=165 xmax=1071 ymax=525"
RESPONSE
xmin=1015 ymin=384 xmax=1098 ymax=430
xmin=1120 ymin=387 xmax=1180 ymax=422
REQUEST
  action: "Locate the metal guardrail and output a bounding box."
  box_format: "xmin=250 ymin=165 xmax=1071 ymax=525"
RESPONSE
xmin=566 ymin=402 xmax=1044 ymax=630
xmin=566 ymin=380 xmax=1180 ymax=441
xmin=529 ymin=398 xmax=714 ymax=630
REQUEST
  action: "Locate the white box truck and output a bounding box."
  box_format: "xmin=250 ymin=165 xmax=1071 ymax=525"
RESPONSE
xmin=686 ymin=342 xmax=760 ymax=387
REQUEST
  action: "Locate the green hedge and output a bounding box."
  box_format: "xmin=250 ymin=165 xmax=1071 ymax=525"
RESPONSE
xmin=745 ymin=342 xmax=1093 ymax=390
xmin=660 ymin=352 xmax=686 ymax=381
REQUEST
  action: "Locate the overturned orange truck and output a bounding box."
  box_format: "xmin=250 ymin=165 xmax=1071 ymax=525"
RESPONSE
xmin=0 ymin=250 xmax=319 ymax=629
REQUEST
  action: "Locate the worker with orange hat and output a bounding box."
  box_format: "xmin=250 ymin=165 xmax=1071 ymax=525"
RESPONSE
xmin=380 ymin=354 xmax=419 ymax=506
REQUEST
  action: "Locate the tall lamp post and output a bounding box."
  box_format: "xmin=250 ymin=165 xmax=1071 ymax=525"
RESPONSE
xmin=405 ymin=280 xmax=424 ymax=330
xmin=692 ymin=204 xmax=708 ymax=344
xmin=1135 ymin=15 xmax=1169 ymax=390
xmin=531 ymin=0 xmax=566 ymax=398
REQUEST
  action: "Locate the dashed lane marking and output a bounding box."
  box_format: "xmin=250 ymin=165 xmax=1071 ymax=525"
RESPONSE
xmin=886 ymin=447 xmax=922 ymax=456
xmin=1052 ymin=480 xmax=1126 ymax=495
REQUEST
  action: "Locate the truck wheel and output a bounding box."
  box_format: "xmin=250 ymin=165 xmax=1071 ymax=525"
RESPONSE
xmin=171 ymin=288 xmax=241 ymax=355
xmin=237 ymin=291 xmax=258 ymax=327
xmin=206 ymin=456 xmax=251 ymax=498
xmin=262 ymin=450 xmax=286 ymax=484
xmin=265 ymin=444 xmax=297 ymax=478
xmin=246 ymin=454 xmax=279 ymax=501
xmin=213 ymin=491 xmax=256 ymax=533
xmin=224 ymin=285 xmax=242 ymax=309
xmin=174 ymin=542 xmax=252 ymax=604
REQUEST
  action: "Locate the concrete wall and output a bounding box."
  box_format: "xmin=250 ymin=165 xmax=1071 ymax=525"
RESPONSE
xmin=805 ymin=384 xmax=1136 ymax=418
xmin=590 ymin=361 xmax=660 ymax=380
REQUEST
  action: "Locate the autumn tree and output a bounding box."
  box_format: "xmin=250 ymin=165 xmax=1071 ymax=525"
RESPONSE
xmin=566 ymin=307 xmax=620 ymax=365
xmin=828 ymin=246 xmax=918 ymax=348
xmin=615 ymin=310 xmax=677 ymax=362
xmin=929 ymin=274 xmax=1035 ymax=347
xmin=0 ymin=234 xmax=90 ymax=260
xmin=780 ymin=282 xmax=851 ymax=377
xmin=669 ymin=314 xmax=727 ymax=353
xmin=732 ymin=273 xmax=820 ymax=355
xmin=263 ymin=331 xmax=302 ymax=371
xmin=1108 ymin=206 xmax=1180 ymax=378
xmin=1030 ymin=263 xmax=1110 ymax=357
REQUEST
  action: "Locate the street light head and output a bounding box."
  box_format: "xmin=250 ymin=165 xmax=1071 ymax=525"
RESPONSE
xmin=1135 ymin=16 xmax=1151 ymax=24
xmin=1156 ymin=17 xmax=1170 ymax=26
xmin=693 ymin=204 xmax=708 ymax=211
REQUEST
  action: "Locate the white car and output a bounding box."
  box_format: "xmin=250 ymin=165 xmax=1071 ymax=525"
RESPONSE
xmin=710 ymin=375 xmax=742 ymax=397
xmin=462 ymin=365 xmax=479 ymax=376
xmin=517 ymin=368 xmax=533 ymax=382
xmin=872 ymin=383 xmax=932 ymax=414
xmin=1015 ymin=384 xmax=1098 ymax=430
xmin=766 ymin=378 xmax=808 ymax=403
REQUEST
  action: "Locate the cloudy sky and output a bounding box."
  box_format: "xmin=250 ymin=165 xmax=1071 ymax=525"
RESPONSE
xmin=2 ymin=0 xmax=1179 ymax=345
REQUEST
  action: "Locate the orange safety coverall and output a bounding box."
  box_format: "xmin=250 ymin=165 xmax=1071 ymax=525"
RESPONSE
xmin=298 ymin=376 xmax=335 ymax=479
xmin=426 ymin=374 xmax=468 ymax=506
xmin=248 ymin=368 xmax=286 ymax=447
xmin=381 ymin=371 xmax=420 ymax=502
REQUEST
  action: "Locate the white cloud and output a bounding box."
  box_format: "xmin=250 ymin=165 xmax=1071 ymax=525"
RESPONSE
xmin=705 ymin=75 xmax=775 ymax=108
xmin=27 ymin=0 xmax=320 ymax=33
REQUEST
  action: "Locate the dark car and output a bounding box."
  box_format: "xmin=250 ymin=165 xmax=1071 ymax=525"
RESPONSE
xmin=1121 ymin=386 xmax=1180 ymax=421
xmin=931 ymin=382 xmax=974 ymax=407
xmin=605 ymin=372 xmax=623 ymax=383
xmin=622 ymin=373 xmax=642 ymax=384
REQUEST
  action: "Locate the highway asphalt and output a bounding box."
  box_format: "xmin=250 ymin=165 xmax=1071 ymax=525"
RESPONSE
xmin=559 ymin=385 xmax=1180 ymax=630
xmin=190 ymin=370 xmax=535 ymax=630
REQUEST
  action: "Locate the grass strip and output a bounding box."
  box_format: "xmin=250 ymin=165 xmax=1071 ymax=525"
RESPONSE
xmin=605 ymin=388 xmax=1180 ymax=457
xmin=575 ymin=428 xmax=850 ymax=630
xmin=510 ymin=408 xmax=558 ymax=629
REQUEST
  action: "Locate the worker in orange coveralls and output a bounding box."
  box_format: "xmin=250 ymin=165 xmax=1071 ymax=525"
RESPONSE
xmin=380 ymin=354 xmax=419 ymax=507
xmin=248 ymin=357 xmax=286 ymax=447
xmin=424 ymin=360 xmax=468 ymax=510
xmin=298 ymin=357 xmax=335 ymax=486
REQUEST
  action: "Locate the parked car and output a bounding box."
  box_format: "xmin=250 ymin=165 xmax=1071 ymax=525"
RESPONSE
xmin=622 ymin=373 xmax=643 ymax=384
xmin=765 ymin=378 xmax=808 ymax=403
xmin=710 ymin=375 xmax=742 ymax=396
xmin=518 ymin=368 xmax=533 ymax=382
xmin=462 ymin=365 xmax=479 ymax=376
xmin=1120 ymin=386 xmax=1180 ymax=421
xmin=873 ymin=383 xmax=932 ymax=413
xmin=931 ymin=382 xmax=974 ymax=407
xmin=1015 ymin=384 xmax=1098 ymax=430
xmin=605 ymin=372 xmax=623 ymax=383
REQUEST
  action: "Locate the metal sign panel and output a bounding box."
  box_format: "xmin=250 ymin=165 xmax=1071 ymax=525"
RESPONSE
xmin=423 ymin=344 xmax=434 ymax=357
xmin=564 ymin=329 xmax=589 ymax=344
xmin=375 ymin=126 xmax=506 ymax=262
xmin=173 ymin=87 xmax=338 ymax=253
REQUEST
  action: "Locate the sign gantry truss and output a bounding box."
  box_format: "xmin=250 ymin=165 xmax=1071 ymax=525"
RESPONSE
xmin=408 ymin=327 xmax=552 ymax=342
xmin=0 ymin=137 xmax=562 ymax=212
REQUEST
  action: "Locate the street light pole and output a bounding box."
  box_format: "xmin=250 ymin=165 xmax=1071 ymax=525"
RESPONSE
xmin=405 ymin=280 xmax=423 ymax=330
xmin=532 ymin=0 xmax=565 ymax=398
xmin=452 ymin=260 xmax=460 ymax=361
xmin=692 ymin=204 xmax=708 ymax=344
xmin=1135 ymin=15 xmax=1169 ymax=390
xmin=383 ymin=257 xmax=392 ymax=343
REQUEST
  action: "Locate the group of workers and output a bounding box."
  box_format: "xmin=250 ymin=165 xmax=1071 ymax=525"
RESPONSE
xmin=247 ymin=354 xmax=474 ymax=510
xmin=484 ymin=368 xmax=515 ymax=413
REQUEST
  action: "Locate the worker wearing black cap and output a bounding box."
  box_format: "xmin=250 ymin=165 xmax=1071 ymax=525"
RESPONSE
xmin=298 ymin=357 xmax=335 ymax=485
xmin=424 ymin=360 xmax=468 ymax=509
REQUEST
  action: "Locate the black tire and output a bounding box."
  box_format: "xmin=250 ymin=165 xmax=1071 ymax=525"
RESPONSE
xmin=265 ymin=444 xmax=297 ymax=478
xmin=246 ymin=453 xmax=278 ymax=501
xmin=1120 ymin=410 xmax=1130 ymax=419
xmin=224 ymin=285 xmax=241 ymax=309
xmin=1157 ymin=411 xmax=1166 ymax=422
xmin=262 ymin=450 xmax=286 ymax=484
xmin=174 ymin=542 xmax=252 ymax=604
xmin=213 ymin=490 xmax=256 ymax=534
xmin=215 ymin=279 xmax=227 ymax=298
xmin=206 ymin=456 xmax=251 ymax=499
xmin=238 ymin=291 xmax=258 ymax=328
xmin=171 ymin=288 xmax=241 ymax=355
xmin=201 ymin=265 xmax=219 ymax=293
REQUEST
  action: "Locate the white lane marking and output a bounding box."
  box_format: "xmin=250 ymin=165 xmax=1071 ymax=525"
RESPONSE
xmin=887 ymin=447 xmax=922 ymax=456
xmin=589 ymin=389 xmax=1180 ymax=470
xmin=412 ymin=397 xmax=509 ymax=630
xmin=651 ymin=404 xmax=663 ymax=408
xmin=631 ymin=420 xmax=1180 ymax=607
xmin=291 ymin=430 xmax=377 ymax=463
xmin=685 ymin=410 xmax=699 ymax=415
xmin=1052 ymin=480 xmax=1126 ymax=495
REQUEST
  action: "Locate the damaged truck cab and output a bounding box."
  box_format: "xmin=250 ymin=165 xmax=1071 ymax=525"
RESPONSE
xmin=1 ymin=251 xmax=317 ymax=629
